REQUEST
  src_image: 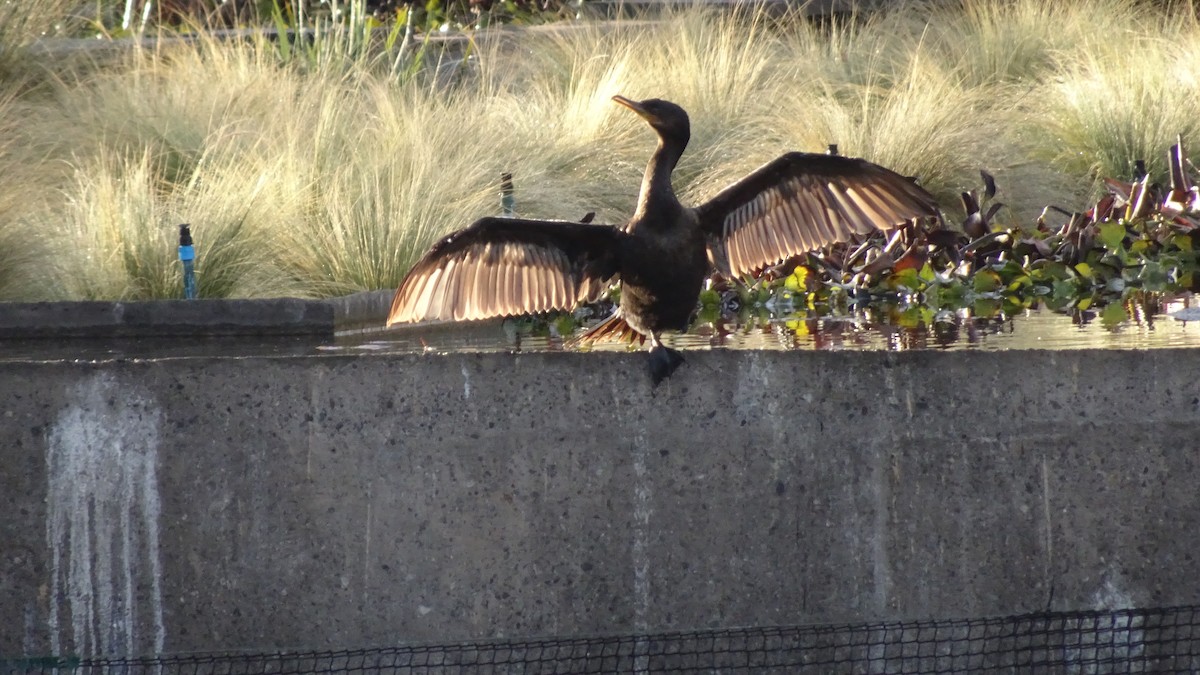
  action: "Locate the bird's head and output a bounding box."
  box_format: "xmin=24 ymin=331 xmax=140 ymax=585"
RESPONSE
xmin=613 ymin=95 xmax=690 ymax=145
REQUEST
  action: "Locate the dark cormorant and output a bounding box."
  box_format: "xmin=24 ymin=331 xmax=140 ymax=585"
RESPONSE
xmin=386 ymin=95 xmax=940 ymax=384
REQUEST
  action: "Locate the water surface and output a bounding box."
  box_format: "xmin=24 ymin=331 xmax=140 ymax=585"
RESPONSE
xmin=336 ymin=295 xmax=1200 ymax=355
xmin=7 ymin=296 xmax=1199 ymax=363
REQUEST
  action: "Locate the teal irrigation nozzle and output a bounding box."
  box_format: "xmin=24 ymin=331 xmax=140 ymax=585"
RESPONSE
xmin=179 ymin=224 xmax=197 ymax=300
xmin=500 ymin=172 xmax=515 ymax=217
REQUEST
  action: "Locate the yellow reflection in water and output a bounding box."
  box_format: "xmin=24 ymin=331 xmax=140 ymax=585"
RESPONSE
xmin=361 ymin=294 xmax=1200 ymax=355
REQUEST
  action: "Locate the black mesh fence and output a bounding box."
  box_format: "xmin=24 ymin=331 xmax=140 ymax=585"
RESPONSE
xmin=5 ymin=605 xmax=1199 ymax=674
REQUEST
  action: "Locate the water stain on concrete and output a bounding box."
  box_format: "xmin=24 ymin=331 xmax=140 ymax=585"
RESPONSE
xmin=46 ymin=372 xmax=166 ymax=656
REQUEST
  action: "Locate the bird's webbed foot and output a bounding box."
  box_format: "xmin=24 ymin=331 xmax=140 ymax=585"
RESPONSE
xmin=647 ymin=339 xmax=685 ymax=386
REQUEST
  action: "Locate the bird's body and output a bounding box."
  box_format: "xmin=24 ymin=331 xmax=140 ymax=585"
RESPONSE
xmin=617 ymin=222 xmax=708 ymax=337
xmin=387 ymin=96 xmax=940 ymax=384
xmin=601 ymin=98 xmax=708 ymax=351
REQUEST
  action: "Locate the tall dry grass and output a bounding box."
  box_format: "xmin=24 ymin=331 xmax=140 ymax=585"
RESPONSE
xmin=0 ymin=88 xmax=50 ymax=300
xmin=0 ymin=0 xmax=85 ymax=86
xmin=1 ymin=0 xmax=1197 ymax=300
xmin=0 ymin=0 xmax=85 ymax=298
xmin=1034 ymin=27 xmax=1200 ymax=185
xmin=925 ymin=0 xmax=1155 ymax=87
xmin=928 ymin=0 xmax=1200 ymax=207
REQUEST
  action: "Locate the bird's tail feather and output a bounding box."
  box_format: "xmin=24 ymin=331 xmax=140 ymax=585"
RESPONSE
xmin=569 ymin=312 xmax=646 ymax=347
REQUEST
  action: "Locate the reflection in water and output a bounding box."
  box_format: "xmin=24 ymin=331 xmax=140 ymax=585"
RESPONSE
xmin=5 ymin=295 xmax=1199 ymax=363
xmin=352 ymin=293 xmax=1200 ymax=355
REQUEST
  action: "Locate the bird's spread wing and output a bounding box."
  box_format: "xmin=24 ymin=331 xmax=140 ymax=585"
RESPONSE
xmin=386 ymin=217 xmax=623 ymax=325
xmin=695 ymin=152 xmax=940 ymax=278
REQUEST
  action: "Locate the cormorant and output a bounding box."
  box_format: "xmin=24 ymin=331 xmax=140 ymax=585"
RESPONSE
xmin=386 ymin=95 xmax=940 ymax=384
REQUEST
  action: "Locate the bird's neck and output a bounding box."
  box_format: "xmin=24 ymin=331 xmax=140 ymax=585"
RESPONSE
xmin=633 ymin=136 xmax=686 ymax=225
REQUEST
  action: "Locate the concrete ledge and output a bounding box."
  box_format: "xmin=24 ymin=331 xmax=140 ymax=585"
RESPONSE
xmin=0 ymin=298 xmax=337 ymax=340
xmin=327 ymin=290 xmax=395 ymax=330
xmin=0 ymin=292 xmax=397 ymax=341
xmin=2 ymin=348 xmax=1199 ymax=658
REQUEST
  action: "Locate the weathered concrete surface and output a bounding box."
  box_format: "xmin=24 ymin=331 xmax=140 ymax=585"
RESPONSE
xmin=2 ymin=348 xmax=1199 ymax=657
xmin=0 ymin=299 xmax=334 ymax=339
xmin=0 ymin=291 xmax=396 ymax=341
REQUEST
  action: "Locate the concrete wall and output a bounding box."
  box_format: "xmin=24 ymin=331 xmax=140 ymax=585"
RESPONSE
xmin=2 ymin=348 xmax=1199 ymax=658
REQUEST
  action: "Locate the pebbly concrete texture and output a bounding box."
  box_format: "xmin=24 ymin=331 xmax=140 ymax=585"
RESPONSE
xmin=2 ymin=347 xmax=1199 ymax=658
xmin=0 ymin=298 xmax=335 ymax=339
xmin=0 ymin=291 xmax=396 ymax=341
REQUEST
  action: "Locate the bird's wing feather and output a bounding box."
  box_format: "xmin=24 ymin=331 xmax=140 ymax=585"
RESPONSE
xmin=696 ymin=152 xmax=940 ymax=278
xmin=387 ymin=217 xmax=623 ymax=325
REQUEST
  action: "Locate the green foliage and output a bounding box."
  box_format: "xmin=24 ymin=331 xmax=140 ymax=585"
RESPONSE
xmin=712 ymin=204 xmax=1200 ymax=335
xmin=263 ymin=0 xmax=431 ymax=80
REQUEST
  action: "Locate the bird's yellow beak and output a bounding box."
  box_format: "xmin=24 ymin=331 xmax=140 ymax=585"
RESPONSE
xmin=612 ymin=95 xmax=653 ymax=122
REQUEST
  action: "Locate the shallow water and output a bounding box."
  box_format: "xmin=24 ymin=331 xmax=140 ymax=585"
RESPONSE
xmin=335 ymin=294 xmax=1200 ymax=356
xmin=6 ymin=296 xmax=1199 ymax=363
